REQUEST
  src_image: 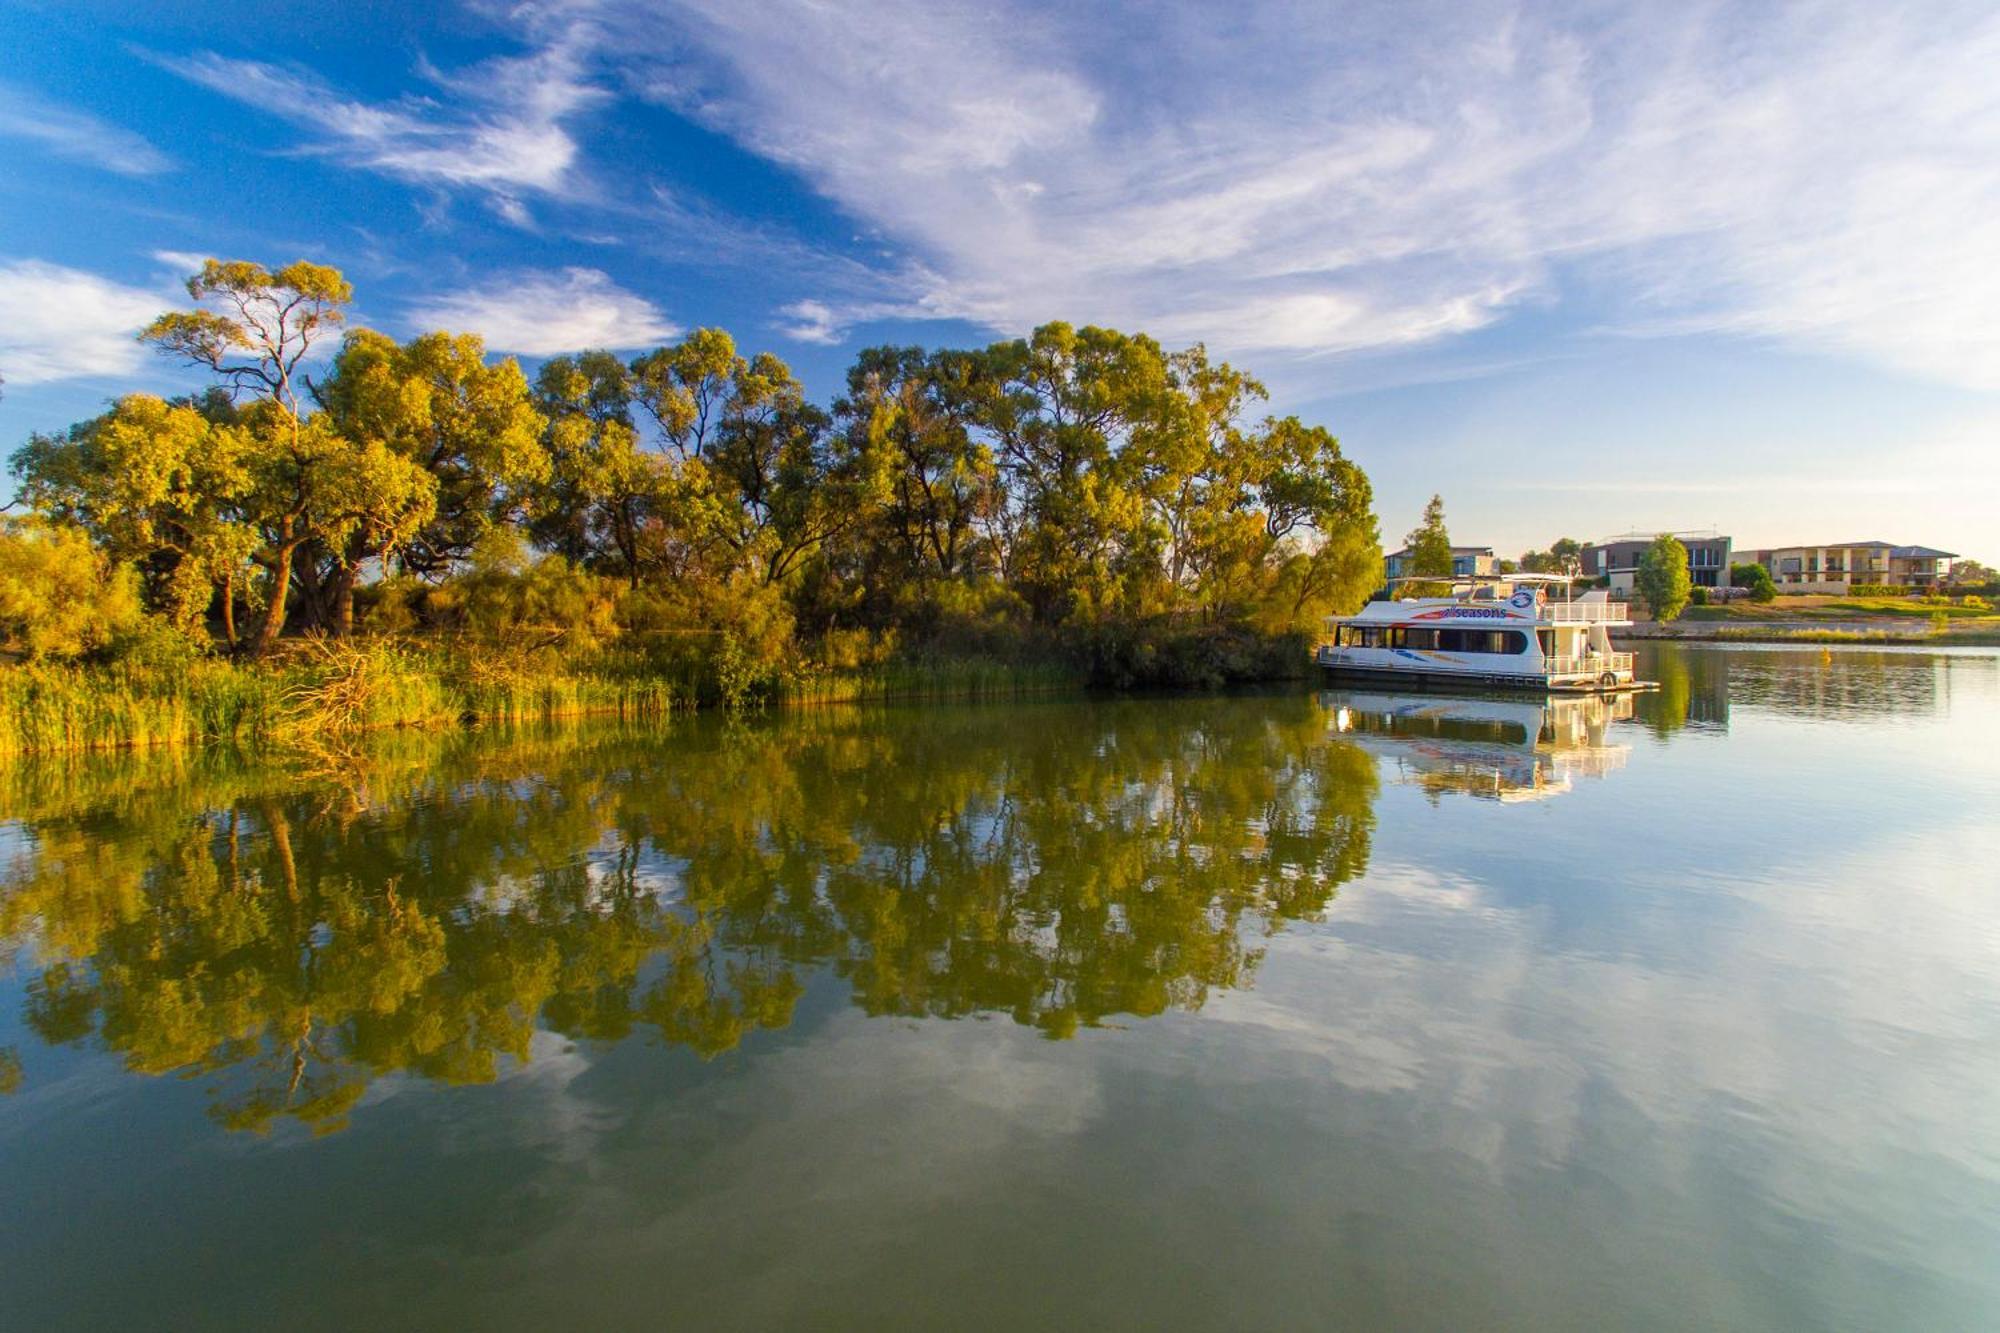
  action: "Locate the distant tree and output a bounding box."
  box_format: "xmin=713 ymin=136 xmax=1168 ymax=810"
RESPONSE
xmin=1638 ymin=534 xmax=1693 ymax=621
xmin=1497 ymin=557 xmax=1520 ymax=574
xmin=1400 ymin=493 xmax=1452 ymax=597
xmin=1951 ymin=558 xmax=1994 ymax=588
xmin=1550 ymin=536 xmax=1582 ymax=565
xmin=1730 ymin=561 xmax=1776 ymax=603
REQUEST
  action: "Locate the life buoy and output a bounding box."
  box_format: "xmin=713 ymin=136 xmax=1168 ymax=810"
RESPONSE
xmin=1599 ymin=671 xmax=1618 ymax=688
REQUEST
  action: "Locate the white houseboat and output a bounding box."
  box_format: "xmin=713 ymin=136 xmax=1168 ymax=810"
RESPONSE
xmin=1316 ymin=574 xmax=1644 ymax=692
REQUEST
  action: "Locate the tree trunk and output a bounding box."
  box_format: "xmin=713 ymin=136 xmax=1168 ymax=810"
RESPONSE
xmin=333 ymin=563 xmax=359 ymax=638
xmin=251 ymin=539 xmax=297 ymax=656
xmin=220 ymin=569 xmax=237 ymax=649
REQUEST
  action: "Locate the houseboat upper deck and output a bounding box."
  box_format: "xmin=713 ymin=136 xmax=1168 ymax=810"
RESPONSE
xmin=1316 ymin=574 xmax=1650 ymax=693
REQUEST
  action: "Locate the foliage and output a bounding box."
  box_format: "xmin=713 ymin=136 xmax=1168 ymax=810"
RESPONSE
xmin=1689 ymin=586 xmax=1708 ymax=606
xmin=1730 ymin=561 xmax=1777 ymax=602
xmin=1518 ymin=536 xmax=1582 ymax=575
xmin=6 ymin=257 xmax=1383 ymax=744
xmin=0 ymin=518 xmax=147 ymax=660
xmin=1398 ymin=493 xmax=1453 ymax=598
xmin=1949 ymin=559 xmax=1993 ymax=587
xmin=1637 ymin=533 xmax=1693 ymax=622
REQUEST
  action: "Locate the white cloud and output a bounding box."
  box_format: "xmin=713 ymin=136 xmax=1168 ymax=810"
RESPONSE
xmin=407 ymin=267 xmax=677 ymax=354
xmin=0 ymin=260 xmax=167 ymax=385
xmin=776 ymin=299 xmax=842 ymax=345
xmin=579 ymin=0 xmax=2000 ymax=387
xmin=0 ymin=84 xmax=171 ymax=176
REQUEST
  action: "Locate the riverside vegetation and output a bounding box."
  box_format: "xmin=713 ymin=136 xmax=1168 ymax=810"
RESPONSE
xmin=0 ymin=260 xmax=1381 ymax=754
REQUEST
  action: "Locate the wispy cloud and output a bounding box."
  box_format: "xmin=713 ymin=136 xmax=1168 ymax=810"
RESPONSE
xmin=406 ymin=267 xmax=677 ymax=354
xmin=0 ymin=260 xmax=167 ymax=385
xmin=0 ymin=83 xmax=171 ymax=176
xmin=150 ymin=21 xmax=603 ymax=208
xmin=566 ymin=0 xmax=2000 ymax=388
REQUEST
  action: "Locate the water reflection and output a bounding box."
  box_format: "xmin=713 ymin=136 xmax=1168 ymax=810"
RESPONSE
xmin=1325 ymin=690 xmax=1632 ymax=803
xmin=1628 ymin=641 xmax=1993 ymax=733
xmin=0 ymin=698 xmax=1379 ymax=1133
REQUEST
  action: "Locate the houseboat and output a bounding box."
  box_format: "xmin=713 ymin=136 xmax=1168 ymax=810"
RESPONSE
xmin=1316 ymin=574 xmax=1646 ymax=692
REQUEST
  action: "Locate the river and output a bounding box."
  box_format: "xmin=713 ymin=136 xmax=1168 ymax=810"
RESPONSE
xmin=2 ymin=642 xmax=1997 ymax=1329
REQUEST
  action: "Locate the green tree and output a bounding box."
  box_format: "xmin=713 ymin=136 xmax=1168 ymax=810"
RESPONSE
xmin=1638 ymin=533 xmax=1693 ymax=621
xmin=10 ymin=394 xmax=256 ymax=639
xmin=1400 ymin=493 xmax=1453 ymax=597
xmin=1730 ymin=561 xmax=1776 ymax=602
xmin=530 ymin=350 xmax=659 ymax=582
xmin=140 ymin=259 xmax=359 ymax=652
xmin=314 ymin=328 xmax=546 ymax=632
xmin=975 ymin=323 xmax=1169 ymax=625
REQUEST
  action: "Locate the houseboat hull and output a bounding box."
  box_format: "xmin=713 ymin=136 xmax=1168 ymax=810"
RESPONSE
xmin=1315 ymin=654 xmax=1653 ymax=694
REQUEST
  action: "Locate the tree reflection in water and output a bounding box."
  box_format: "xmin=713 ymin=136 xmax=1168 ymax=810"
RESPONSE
xmin=0 ymin=697 xmax=1378 ymax=1133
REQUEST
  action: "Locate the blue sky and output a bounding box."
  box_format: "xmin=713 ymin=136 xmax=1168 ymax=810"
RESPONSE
xmin=2 ymin=0 xmax=1995 ymax=561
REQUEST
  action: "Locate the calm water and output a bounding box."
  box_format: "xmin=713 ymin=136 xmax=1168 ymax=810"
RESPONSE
xmin=3 ymin=643 xmax=1998 ymax=1330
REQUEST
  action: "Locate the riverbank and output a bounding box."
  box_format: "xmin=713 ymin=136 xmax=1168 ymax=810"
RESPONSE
xmin=1613 ymin=593 xmax=2000 ymax=647
xmin=0 ymin=625 xmax=1312 ymax=756
xmin=1616 ymin=621 xmax=2000 ymax=647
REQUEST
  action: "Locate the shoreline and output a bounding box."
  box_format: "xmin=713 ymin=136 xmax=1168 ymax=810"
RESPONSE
xmin=1615 ymin=623 xmax=2000 ymax=647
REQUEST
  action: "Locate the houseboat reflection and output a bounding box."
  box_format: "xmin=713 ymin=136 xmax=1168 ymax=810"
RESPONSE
xmin=1323 ymin=690 xmax=1633 ymax=803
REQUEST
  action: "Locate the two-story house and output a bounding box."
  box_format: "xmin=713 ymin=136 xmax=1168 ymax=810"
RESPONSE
xmin=1577 ymin=532 xmax=1733 ymax=593
xmin=1745 ymin=542 xmax=1956 ymax=592
xmin=1383 ymin=545 xmax=1497 ymax=582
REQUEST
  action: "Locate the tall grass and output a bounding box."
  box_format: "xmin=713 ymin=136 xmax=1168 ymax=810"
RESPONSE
xmin=0 ymin=638 xmax=686 ymax=758
xmin=0 ymin=642 xmax=1095 ymax=757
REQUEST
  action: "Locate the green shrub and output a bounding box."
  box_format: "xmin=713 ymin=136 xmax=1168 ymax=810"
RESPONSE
xmin=0 ymin=519 xmax=148 ymax=660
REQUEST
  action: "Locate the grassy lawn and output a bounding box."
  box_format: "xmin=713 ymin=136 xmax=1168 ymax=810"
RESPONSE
xmin=1679 ymin=595 xmax=1993 ymax=622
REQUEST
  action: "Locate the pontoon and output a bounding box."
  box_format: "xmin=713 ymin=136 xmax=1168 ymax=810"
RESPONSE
xmin=1316 ymin=573 xmax=1649 ymax=693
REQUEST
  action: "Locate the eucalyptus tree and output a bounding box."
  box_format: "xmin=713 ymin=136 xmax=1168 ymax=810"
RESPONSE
xmin=136 ymin=259 xmax=405 ymax=651
xmin=313 ymin=329 xmax=547 ymax=632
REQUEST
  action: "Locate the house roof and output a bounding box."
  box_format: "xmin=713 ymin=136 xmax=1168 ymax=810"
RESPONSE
xmin=1385 ymin=545 xmax=1494 ymax=558
xmin=1891 ymin=545 xmax=1957 ymax=559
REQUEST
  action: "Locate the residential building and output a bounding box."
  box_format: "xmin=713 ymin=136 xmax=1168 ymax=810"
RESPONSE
xmin=1743 ymin=542 xmax=1957 ymax=592
xmin=1383 ymin=545 xmax=1497 ymax=582
xmin=1578 ymin=531 xmax=1733 ymax=592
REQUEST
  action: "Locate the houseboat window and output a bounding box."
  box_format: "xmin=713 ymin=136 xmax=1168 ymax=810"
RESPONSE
xmin=1439 ymin=629 xmax=1527 ymax=654
xmin=1403 ymin=627 xmax=1439 ymax=650
xmin=1537 ymin=629 xmax=1553 ymax=656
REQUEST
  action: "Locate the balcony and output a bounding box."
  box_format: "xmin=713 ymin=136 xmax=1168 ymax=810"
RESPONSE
xmin=1546 ymin=601 xmax=1629 ymax=623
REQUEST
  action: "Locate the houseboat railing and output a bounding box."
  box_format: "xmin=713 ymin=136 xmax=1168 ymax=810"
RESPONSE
xmin=1545 ymin=602 xmax=1629 ymax=623
xmin=1544 ymin=652 xmax=1634 ymax=678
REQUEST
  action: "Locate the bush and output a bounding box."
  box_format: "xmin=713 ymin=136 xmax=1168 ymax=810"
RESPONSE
xmin=0 ymin=519 xmax=148 ymax=660
xmin=1851 ymin=584 xmax=1917 ymax=598
xmin=1689 ymin=587 xmax=1709 ymax=606
xmin=1729 ymin=562 xmax=1776 ymax=603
